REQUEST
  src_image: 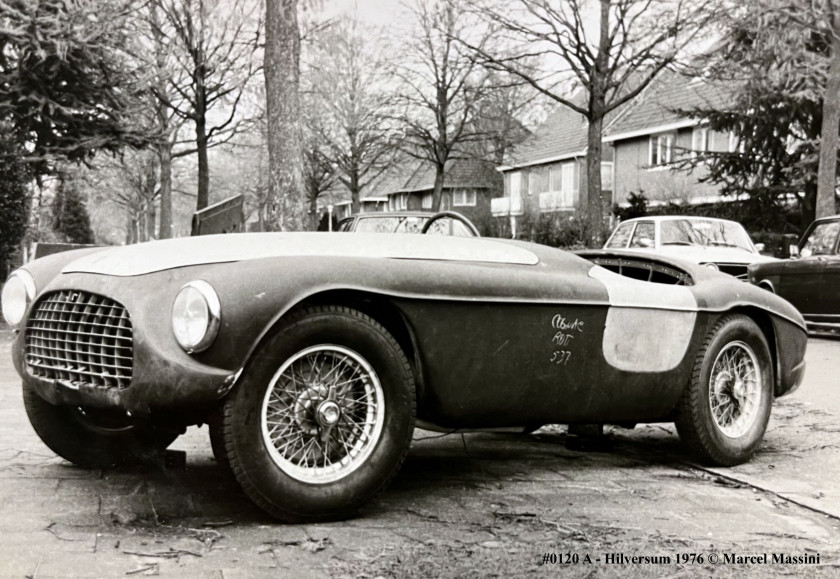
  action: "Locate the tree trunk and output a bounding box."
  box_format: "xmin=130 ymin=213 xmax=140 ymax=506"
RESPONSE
xmin=431 ymin=164 xmax=445 ymax=212
xmin=309 ymin=193 xmax=319 ymax=230
xmin=585 ymin=113 xmax=605 ymax=248
xmin=264 ymin=0 xmax=306 ymax=231
xmin=817 ymin=14 xmax=840 ymax=219
xmin=158 ymin=136 xmax=173 ymax=238
xmin=151 ymin=3 xmax=174 ymax=238
xmin=350 ymin=168 xmax=360 ymax=214
xmin=196 ymin=117 xmax=210 ymax=210
xmin=583 ymin=0 xmax=611 ymax=248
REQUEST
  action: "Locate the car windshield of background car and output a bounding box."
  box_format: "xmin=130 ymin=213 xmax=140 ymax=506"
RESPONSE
xmin=354 ymin=216 xmax=426 ymax=233
xmin=661 ymin=219 xmax=753 ymax=251
xmin=800 ymin=220 xmax=840 ymax=257
xmin=605 ymin=221 xmax=635 ymax=248
xmin=424 ymin=218 xmax=474 ymax=236
xmin=629 ymin=221 xmax=655 ymax=248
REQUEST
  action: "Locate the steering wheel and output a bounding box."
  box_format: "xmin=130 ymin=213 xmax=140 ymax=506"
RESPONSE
xmin=419 ymin=211 xmax=481 ymax=237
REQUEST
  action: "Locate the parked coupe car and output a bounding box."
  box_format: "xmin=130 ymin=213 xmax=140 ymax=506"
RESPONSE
xmin=2 ymin=227 xmax=806 ymax=522
xmin=605 ymin=216 xmax=775 ymax=279
xmin=748 ymin=214 xmax=840 ymax=332
xmin=336 ymin=210 xmax=479 ymax=236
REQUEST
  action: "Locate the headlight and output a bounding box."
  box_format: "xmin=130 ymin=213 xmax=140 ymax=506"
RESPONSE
xmin=1 ymin=270 xmax=36 ymax=328
xmin=703 ymin=263 xmax=719 ymax=271
xmin=171 ymin=280 xmax=221 ymax=353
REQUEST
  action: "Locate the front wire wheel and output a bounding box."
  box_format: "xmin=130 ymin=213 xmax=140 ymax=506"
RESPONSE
xmin=222 ymin=305 xmax=416 ymax=522
xmin=675 ymin=314 xmax=773 ymax=466
xmin=261 ymin=344 xmax=385 ymax=484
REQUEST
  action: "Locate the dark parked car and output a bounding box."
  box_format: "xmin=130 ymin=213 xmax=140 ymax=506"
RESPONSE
xmin=337 ymin=210 xmax=479 ymax=236
xmin=749 ymin=214 xmax=840 ymax=332
xmin=2 ymin=233 xmax=806 ymax=522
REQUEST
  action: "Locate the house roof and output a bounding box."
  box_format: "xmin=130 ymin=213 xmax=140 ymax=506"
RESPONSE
xmin=500 ymin=72 xmax=730 ymax=169
xmin=604 ymin=71 xmax=729 ymax=141
xmin=502 ymin=102 xmax=589 ymax=170
xmin=369 ymin=157 xmax=499 ymax=195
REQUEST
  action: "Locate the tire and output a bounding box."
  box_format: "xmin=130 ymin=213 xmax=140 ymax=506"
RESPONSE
xmin=208 ymin=409 xmax=230 ymax=471
xmin=22 ymin=383 xmax=178 ymax=468
xmin=221 ymin=305 xmax=416 ymax=522
xmin=675 ymin=314 xmax=773 ymax=466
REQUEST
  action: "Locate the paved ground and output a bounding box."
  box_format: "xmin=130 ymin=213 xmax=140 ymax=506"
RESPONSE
xmin=1 ymin=328 xmax=839 ymax=577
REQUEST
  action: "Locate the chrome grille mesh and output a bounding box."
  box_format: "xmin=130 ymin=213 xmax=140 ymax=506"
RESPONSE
xmin=24 ymin=291 xmax=133 ymax=389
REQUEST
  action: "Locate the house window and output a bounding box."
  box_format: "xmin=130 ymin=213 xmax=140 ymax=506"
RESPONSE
xmin=509 ymin=172 xmax=523 ymax=199
xmin=649 ymin=134 xmax=674 ymax=166
xmin=549 ymin=165 xmax=562 ymax=192
xmin=421 ymin=192 xmax=433 ymax=210
xmin=600 ymin=161 xmax=613 ymax=191
xmin=390 ymin=193 xmax=408 ymax=211
xmin=452 ymin=189 xmax=476 ymax=207
xmin=692 ymin=127 xmax=708 ymax=158
xmin=728 ymin=131 xmax=745 ymax=153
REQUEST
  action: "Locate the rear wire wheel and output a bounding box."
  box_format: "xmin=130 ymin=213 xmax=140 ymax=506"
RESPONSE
xmin=675 ymin=314 xmax=773 ymax=466
xmin=221 ymin=305 xmax=415 ymax=522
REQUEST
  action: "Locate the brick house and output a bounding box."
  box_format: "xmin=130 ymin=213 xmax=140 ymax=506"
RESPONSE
xmin=367 ymin=157 xmax=502 ymax=231
xmin=494 ymin=100 xmax=614 ymax=236
xmin=494 ymin=72 xmax=732 ymax=235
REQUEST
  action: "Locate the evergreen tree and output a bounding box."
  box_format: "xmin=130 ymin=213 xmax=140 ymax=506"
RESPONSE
xmin=680 ymin=2 xmax=831 ymax=229
xmin=53 ymin=174 xmax=95 ymax=244
xmin=0 ymin=128 xmax=30 ymax=276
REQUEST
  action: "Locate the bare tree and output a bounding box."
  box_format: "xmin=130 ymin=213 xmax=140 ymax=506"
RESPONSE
xmin=461 ymin=0 xmax=716 ymax=245
xmin=396 ymin=0 xmax=494 ymax=212
xmin=305 ymin=18 xmax=397 ymax=214
xmin=152 ymin=0 xmax=263 ymax=211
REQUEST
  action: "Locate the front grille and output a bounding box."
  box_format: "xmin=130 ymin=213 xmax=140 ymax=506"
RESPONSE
xmin=715 ymin=263 xmax=749 ymax=280
xmin=24 ymin=290 xmax=133 ymax=389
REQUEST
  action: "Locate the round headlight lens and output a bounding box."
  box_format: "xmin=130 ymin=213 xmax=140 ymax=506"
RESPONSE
xmin=1 ymin=270 xmax=36 ymax=328
xmin=703 ymin=262 xmax=719 ymax=271
xmin=171 ymin=281 xmax=221 ymax=353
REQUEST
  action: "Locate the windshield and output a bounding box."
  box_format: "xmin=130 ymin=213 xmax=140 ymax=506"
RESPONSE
xmin=660 ymin=219 xmax=754 ymax=252
xmin=354 ymin=216 xmax=427 ymax=233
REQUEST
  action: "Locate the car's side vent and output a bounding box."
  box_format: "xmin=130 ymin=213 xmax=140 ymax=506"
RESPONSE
xmin=24 ymin=290 xmax=133 ymax=390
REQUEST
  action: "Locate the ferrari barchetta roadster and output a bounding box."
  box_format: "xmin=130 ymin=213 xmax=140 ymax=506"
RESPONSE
xmin=1 ymin=227 xmax=807 ymax=522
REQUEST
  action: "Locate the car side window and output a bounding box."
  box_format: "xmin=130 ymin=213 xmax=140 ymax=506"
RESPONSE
xmin=337 ymin=220 xmax=353 ymax=232
xmin=800 ymin=221 xmax=840 ymax=256
xmin=605 ymin=222 xmax=634 ymax=248
xmin=629 ymin=221 xmax=655 ymax=248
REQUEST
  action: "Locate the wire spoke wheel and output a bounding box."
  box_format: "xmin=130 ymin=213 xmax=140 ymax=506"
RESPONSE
xmin=708 ymin=341 xmax=761 ymax=438
xmin=260 ymin=344 xmax=385 ymax=484
xmin=675 ymin=313 xmax=773 ymax=466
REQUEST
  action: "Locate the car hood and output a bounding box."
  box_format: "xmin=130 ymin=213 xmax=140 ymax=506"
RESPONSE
xmin=60 ymin=232 xmax=540 ymax=276
xmin=622 ymin=245 xmax=777 ymax=265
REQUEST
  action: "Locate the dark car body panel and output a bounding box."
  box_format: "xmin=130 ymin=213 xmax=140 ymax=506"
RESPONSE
xmin=10 ymin=233 xmax=807 ymax=431
xmin=749 ymin=215 xmax=840 ymax=331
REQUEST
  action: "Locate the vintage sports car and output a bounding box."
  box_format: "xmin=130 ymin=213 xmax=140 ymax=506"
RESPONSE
xmin=1 ymin=229 xmax=806 ymax=522
xmin=748 ymin=214 xmax=840 ymax=332
xmin=605 ymin=216 xmax=776 ymax=279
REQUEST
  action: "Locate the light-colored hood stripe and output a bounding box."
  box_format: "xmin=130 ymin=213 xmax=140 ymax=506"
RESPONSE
xmin=62 ymin=233 xmax=539 ymax=277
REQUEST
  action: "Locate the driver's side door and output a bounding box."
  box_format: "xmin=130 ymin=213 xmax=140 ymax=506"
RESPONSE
xmin=780 ymin=220 xmax=840 ymax=315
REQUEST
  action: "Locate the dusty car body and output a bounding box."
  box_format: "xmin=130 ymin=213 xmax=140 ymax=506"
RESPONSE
xmin=605 ymin=216 xmax=776 ymax=279
xmin=2 ymin=232 xmax=806 ymax=522
xmin=748 ymin=214 xmax=840 ymax=332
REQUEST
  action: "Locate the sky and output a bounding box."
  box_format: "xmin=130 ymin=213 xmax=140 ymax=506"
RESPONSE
xmin=324 ymin=0 xmax=409 ymax=27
